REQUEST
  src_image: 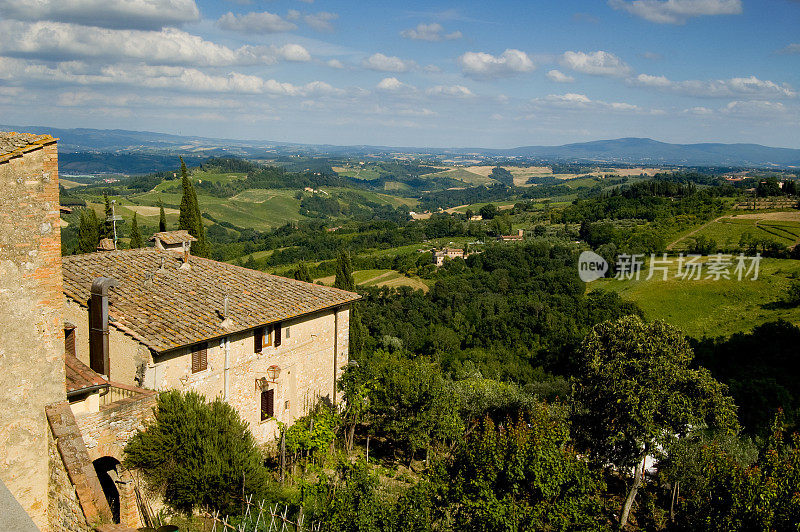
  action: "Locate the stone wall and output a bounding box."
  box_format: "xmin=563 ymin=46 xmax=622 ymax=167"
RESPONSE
xmin=46 ymin=402 xmax=113 ymax=528
xmin=66 ymin=296 xmax=351 ymax=444
xmin=48 ymin=426 xmax=92 ymax=532
xmin=75 ymin=387 xmax=157 ymax=462
xmin=0 ymin=137 xmax=66 ymax=530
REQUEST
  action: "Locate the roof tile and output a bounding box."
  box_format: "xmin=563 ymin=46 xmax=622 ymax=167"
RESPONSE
xmin=62 ymin=248 xmax=360 ymax=353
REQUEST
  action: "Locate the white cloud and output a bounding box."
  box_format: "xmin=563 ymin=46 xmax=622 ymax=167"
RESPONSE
xmin=778 ymin=43 xmax=800 ymax=54
xmin=0 ymin=56 xmax=341 ymax=96
xmin=532 ymin=92 xmax=655 ymax=114
xmin=684 ymin=106 xmax=714 ymax=115
xmin=326 ymin=59 xmax=345 ymax=69
xmin=0 ymin=0 xmax=200 ymax=30
xmin=400 ymin=23 xmax=462 ymax=41
xmin=0 ymin=21 xmax=311 ymax=66
xmin=362 ymin=53 xmax=417 ymax=72
xmin=376 ymin=77 xmax=416 ymax=92
xmin=458 ymin=49 xmax=535 ymax=79
xmin=426 ymin=85 xmax=474 ymax=98
xmin=217 ymin=11 xmax=297 ymax=33
xmin=632 ymin=73 xmax=796 ymax=98
xmin=546 ymin=69 xmax=575 ymax=83
xmin=304 ymin=12 xmax=338 ymax=32
xmin=723 ymin=100 xmax=786 ymax=114
xmin=561 ymin=50 xmax=631 ymax=77
xmin=609 ymin=0 xmax=742 ymax=24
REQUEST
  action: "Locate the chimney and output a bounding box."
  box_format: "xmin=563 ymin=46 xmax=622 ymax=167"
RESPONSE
xmin=89 ymin=277 xmax=118 ymax=378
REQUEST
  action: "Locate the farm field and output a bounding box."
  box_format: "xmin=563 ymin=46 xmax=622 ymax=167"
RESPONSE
xmin=315 ymin=269 xmax=429 ymax=292
xmin=669 ymin=211 xmax=800 ymax=251
xmin=590 ymin=257 xmax=800 ymax=338
xmin=424 ymin=167 xmax=495 ymax=185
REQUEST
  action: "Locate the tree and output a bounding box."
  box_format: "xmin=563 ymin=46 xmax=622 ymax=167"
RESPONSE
xmin=294 ymin=262 xmax=313 ymax=283
xmin=158 ymin=198 xmax=167 ymax=232
xmin=128 ymin=212 xmax=143 ymax=249
xmin=478 ymin=203 xmax=498 ymax=220
xmin=77 ymin=208 xmax=99 ymax=253
xmin=123 ymin=391 xmax=266 ymax=514
xmin=489 ymin=166 xmax=514 ymax=187
xmin=572 ymin=315 xmax=738 ymax=528
xmin=444 ymin=408 xmax=606 ymax=531
xmin=178 ymin=156 xmax=210 ymax=257
xmin=334 ymin=251 xmax=355 ymax=292
xmin=102 ymin=192 xmax=113 ymax=240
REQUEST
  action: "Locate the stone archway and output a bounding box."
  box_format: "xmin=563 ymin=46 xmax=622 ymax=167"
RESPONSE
xmin=92 ymin=456 xmax=121 ymax=524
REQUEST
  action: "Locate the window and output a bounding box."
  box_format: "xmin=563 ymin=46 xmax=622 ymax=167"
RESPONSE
xmin=64 ymin=326 xmax=76 ymax=358
xmin=261 ymin=389 xmax=274 ymax=421
xmin=191 ymin=342 xmax=208 ymax=373
xmin=286 ymin=326 xmax=291 ymax=339
xmin=254 ymin=322 xmax=282 ymax=352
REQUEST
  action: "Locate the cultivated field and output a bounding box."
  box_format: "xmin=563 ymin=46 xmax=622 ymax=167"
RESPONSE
xmin=590 ymin=257 xmax=800 ymax=338
xmin=315 ymin=269 xmax=429 ymax=292
xmin=669 ymin=211 xmax=800 ymax=251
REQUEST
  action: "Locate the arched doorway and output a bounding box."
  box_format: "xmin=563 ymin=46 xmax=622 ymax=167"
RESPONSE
xmin=93 ymin=456 xmax=121 ymax=523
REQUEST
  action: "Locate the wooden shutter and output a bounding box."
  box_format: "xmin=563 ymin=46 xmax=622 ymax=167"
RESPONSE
xmin=261 ymin=389 xmax=275 ymax=420
xmin=274 ymin=322 xmax=282 ymax=347
xmin=191 ymin=342 xmax=207 ymax=373
xmin=255 ymin=328 xmax=263 ymax=353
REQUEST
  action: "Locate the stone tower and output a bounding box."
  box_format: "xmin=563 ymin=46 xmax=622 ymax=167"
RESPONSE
xmin=0 ymin=132 xmax=66 ymax=530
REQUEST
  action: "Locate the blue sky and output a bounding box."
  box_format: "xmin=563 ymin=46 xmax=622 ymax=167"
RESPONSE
xmin=0 ymin=0 xmax=798 ymax=148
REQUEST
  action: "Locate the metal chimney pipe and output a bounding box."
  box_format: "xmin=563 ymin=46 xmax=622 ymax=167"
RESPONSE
xmin=89 ymin=277 xmax=118 ymax=378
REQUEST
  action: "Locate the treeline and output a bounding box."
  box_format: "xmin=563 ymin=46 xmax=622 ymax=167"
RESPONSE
xmin=360 ymin=242 xmax=641 ymax=381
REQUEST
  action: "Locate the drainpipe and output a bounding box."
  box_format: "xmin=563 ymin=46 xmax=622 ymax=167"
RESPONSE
xmin=223 ymin=335 xmax=230 ymax=401
xmin=90 ymin=277 xmax=118 ymax=379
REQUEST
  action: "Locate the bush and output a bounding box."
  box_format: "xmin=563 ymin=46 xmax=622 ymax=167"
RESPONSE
xmin=123 ymin=391 xmax=267 ymax=514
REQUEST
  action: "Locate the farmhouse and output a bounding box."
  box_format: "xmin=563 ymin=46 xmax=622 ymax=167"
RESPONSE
xmin=62 ymin=233 xmax=360 ymax=443
xmin=433 ymin=247 xmax=467 ymax=266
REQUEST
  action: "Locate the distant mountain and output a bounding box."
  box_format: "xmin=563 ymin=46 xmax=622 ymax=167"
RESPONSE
xmin=3 ymin=125 xmax=799 ymax=171
xmin=500 ymin=138 xmax=800 ymax=167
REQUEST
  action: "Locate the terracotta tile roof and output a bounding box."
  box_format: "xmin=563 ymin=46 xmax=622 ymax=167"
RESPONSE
xmin=150 ymin=230 xmax=197 ymax=245
xmin=62 ymin=248 xmax=360 ymax=353
xmin=0 ymin=131 xmax=57 ymax=163
xmin=65 ymin=353 xmax=108 ymax=395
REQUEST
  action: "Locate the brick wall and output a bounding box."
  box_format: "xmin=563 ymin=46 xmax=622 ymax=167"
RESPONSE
xmin=0 ymin=137 xmax=67 ymax=530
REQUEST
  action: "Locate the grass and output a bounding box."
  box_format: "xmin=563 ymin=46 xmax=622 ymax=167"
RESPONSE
xmin=671 ymin=213 xmax=800 ymax=251
xmin=315 ymin=269 xmax=430 ymax=292
xmin=589 ymin=257 xmax=800 ymax=338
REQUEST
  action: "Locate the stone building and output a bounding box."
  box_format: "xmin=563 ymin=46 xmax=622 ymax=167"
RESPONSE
xmin=62 ymin=234 xmax=359 ymax=443
xmin=432 ymin=247 xmax=467 ymax=267
xmin=0 ymin=132 xmax=65 ymax=530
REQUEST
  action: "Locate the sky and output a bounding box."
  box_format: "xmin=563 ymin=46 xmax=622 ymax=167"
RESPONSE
xmin=0 ymin=0 xmax=798 ymax=149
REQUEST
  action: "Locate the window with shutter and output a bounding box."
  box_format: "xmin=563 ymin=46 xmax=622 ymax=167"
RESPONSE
xmin=274 ymin=322 xmax=281 ymax=347
xmin=261 ymin=389 xmax=275 ymax=420
xmin=191 ymin=342 xmax=207 ymax=373
xmin=255 ymin=328 xmax=263 ymax=353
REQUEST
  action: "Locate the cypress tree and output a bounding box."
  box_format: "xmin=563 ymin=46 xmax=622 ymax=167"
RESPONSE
xmin=158 ymin=199 xmax=167 ymax=232
xmin=294 ymin=262 xmax=313 ymax=283
xmin=129 ymin=212 xmax=143 ymax=249
xmin=177 ymin=157 xmax=210 ymax=257
xmin=77 ymin=208 xmax=99 ymax=253
xmin=334 ymin=251 xmax=355 ymax=291
xmin=102 ymin=192 xmax=113 ymax=240
xmin=333 ymin=251 xmax=364 ymax=355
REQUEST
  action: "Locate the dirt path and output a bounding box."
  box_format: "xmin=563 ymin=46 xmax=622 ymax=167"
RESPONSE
xmin=666 ymin=216 xmax=726 ymax=251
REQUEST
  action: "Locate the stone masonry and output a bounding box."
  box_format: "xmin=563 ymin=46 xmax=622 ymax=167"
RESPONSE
xmin=0 ymin=132 xmax=66 ymax=530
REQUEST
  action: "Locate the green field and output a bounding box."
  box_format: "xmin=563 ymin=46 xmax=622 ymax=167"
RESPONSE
xmin=316 ymin=269 xmax=430 ymax=292
xmin=590 ymin=257 xmax=800 ymax=338
xmin=670 ymin=213 xmax=800 ymax=251
xmin=425 ymin=168 xmax=494 ymax=185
